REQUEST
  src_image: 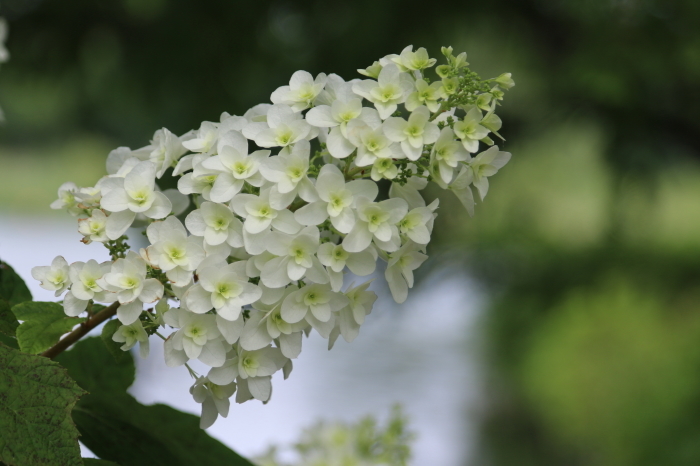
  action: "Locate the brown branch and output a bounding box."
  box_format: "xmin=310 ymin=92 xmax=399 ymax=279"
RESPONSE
xmin=41 ymin=301 xmax=120 ymax=359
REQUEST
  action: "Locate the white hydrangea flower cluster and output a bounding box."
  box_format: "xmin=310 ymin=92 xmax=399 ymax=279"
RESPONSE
xmin=33 ymin=45 xmax=513 ymax=428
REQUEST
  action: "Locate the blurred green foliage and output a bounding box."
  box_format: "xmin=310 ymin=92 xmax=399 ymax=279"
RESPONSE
xmin=1 ymin=0 xmax=700 ymax=464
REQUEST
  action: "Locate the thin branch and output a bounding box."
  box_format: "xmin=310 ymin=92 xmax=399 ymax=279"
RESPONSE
xmin=41 ymin=301 xmax=120 ymax=360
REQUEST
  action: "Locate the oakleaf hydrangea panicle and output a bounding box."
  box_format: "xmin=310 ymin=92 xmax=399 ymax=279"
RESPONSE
xmin=34 ymin=44 xmax=514 ymax=427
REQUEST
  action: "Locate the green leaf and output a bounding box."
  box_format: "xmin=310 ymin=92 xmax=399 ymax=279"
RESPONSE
xmin=0 ymin=261 xmax=32 ymax=308
xmin=56 ymin=338 xmax=255 ymax=466
xmin=0 ymin=300 xmax=18 ymax=338
xmin=72 ymin=400 xmax=255 ymax=466
xmin=55 ymin=338 xmax=134 ymax=396
xmin=12 ymin=302 xmax=85 ymax=355
xmin=82 ymin=460 xmax=120 ymax=466
xmin=0 ymin=333 xmax=18 ymax=349
xmin=0 ymin=343 xmax=85 ymax=466
xmin=0 ymin=261 xmax=31 ymax=339
xmin=100 ymin=319 xmax=127 ymax=363
xmin=83 ymin=458 xmax=119 ymax=466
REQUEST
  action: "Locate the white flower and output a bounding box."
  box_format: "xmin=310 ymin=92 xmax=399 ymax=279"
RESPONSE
xmin=206 ymin=346 xmax=287 ymax=402
xmin=329 ymin=281 xmax=378 ymax=348
xmin=370 ymin=157 xmax=399 ymax=182
xmin=63 ymin=259 xmax=114 ymax=316
xmin=405 ymin=78 xmax=445 ymax=112
xmin=389 ymin=176 xmax=429 ymax=210
xmin=190 ymin=376 xmax=236 ymax=429
xmin=281 ymin=283 xmax=348 ymax=329
xmin=74 ymin=186 xmax=102 ymax=209
xmin=230 ymin=188 xmax=301 ymax=238
xmin=347 ymin=118 xmax=402 ymax=167
xmin=101 ymin=161 xmax=172 ymax=240
xmin=164 ymin=307 xmax=227 ymax=367
xmin=78 ymin=209 xmax=108 ymax=244
xmin=305 ymin=83 xmax=374 ymax=158
xmin=101 ymin=251 xmax=164 ymax=324
xmin=391 ymin=45 xmax=436 ymax=71
xmin=146 ymin=128 xmax=188 ymax=178
xmin=317 ymin=243 xmax=377 ymax=291
xmin=112 ymin=320 xmax=150 ymax=359
xmin=467 ymin=145 xmax=511 ymax=200
xmin=236 ymin=346 xmax=287 ymax=379
xmin=352 ymin=64 xmax=413 ymax=119
xmin=105 ymin=147 xmax=150 ymax=175
xmin=181 ymin=121 xmax=220 ymax=154
xmin=270 ymin=70 xmax=327 ymax=112
xmin=185 ymin=261 xmax=261 ymax=321
xmin=258 ymin=140 xmax=318 ymax=209
xmin=246 ymin=104 xmax=315 ymax=148
xmin=448 ymin=165 xmax=475 ymax=215
xmin=430 ymin=128 xmax=469 ymax=184
xmin=397 ymin=202 xmax=438 ymax=244
xmin=31 ymin=255 xmax=70 ymax=297
xmin=185 ymin=201 xmax=243 ymax=248
xmin=357 ymin=60 xmax=382 ymax=79
xmin=143 ymin=216 xmax=205 ymax=287
xmin=453 ymin=107 xmax=490 ymax=153
xmin=293 ymin=163 xmax=378 ymax=233
xmin=383 ymin=106 xmax=440 ymax=160
xmin=343 ymin=197 xmax=408 ymax=253
xmin=384 ymin=241 xmax=428 ymax=303
xmin=50 ymin=182 xmax=82 ymax=216
xmin=199 ymin=131 xmax=268 ymax=202
xmin=176 ymin=157 xmax=220 ymax=201
xmin=260 ymin=226 xmax=328 ymax=288
xmin=239 ymin=306 xmax=306 ymax=358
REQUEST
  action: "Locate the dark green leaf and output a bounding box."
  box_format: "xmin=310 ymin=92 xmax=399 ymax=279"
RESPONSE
xmin=0 ymin=343 xmax=85 ymax=466
xmin=72 ymin=400 xmax=255 ymax=466
xmin=0 ymin=261 xmax=32 ymax=308
xmin=100 ymin=319 xmax=127 ymax=363
xmin=12 ymin=302 xmax=84 ymax=355
xmin=82 ymin=459 xmax=120 ymax=466
xmin=0 ymin=333 xmax=18 ymax=349
xmin=55 ymin=338 xmax=134 ymax=395
xmin=0 ymin=300 xmax=18 ymax=338
xmin=57 ymin=338 xmax=255 ymax=466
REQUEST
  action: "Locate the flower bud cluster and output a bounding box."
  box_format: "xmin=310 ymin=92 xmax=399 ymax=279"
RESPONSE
xmin=34 ymin=45 xmax=513 ymax=428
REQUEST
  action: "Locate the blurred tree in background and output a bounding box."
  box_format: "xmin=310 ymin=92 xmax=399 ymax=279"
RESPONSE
xmin=1 ymin=0 xmax=700 ymax=464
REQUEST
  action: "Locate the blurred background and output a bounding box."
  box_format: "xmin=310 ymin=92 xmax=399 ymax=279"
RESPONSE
xmin=2 ymin=0 xmax=700 ymax=464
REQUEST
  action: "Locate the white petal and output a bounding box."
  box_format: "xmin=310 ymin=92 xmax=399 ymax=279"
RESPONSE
xmin=185 ymin=284 xmax=214 ymax=314
xmin=326 ymin=127 xmax=356 ymax=159
xmin=143 ymin=191 xmax=172 ymax=219
xmin=293 ymin=201 xmax=328 ymax=226
xmin=272 ymin=209 xmax=302 ymax=234
xmin=342 ymin=223 xmax=372 ymax=252
xmin=139 ymin=278 xmax=164 ymax=303
xmin=117 ymin=300 xmax=143 ymax=325
xmin=247 ymin=376 xmax=272 ymax=402
xmin=279 ymin=332 xmax=302 ymax=359
xmin=208 ymin=361 xmax=239 ymax=385
xmin=217 ymin=314 xmax=244 ymax=344
xmin=100 ymin=188 xmax=130 ymax=213
xmin=63 ymin=292 xmax=88 ymax=317
xmin=305 ymin=105 xmax=337 ymax=127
